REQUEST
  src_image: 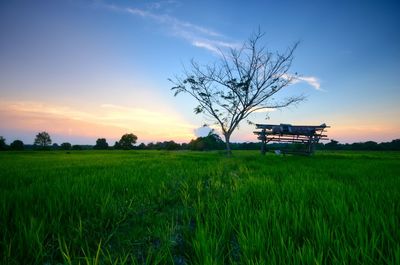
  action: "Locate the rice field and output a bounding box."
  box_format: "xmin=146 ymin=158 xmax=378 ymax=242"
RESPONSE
xmin=0 ymin=150 xmax=399 ymax=264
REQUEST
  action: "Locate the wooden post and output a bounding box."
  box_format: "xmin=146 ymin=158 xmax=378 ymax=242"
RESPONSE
xmin=260 ymin=129 xmax=267 ymax=155
xmin=307 ymin=136 xmax=316 ymax=155
xmin=307 ymin=135 xmax=312 ymax=155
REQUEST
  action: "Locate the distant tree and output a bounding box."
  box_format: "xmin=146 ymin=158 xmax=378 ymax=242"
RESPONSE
xmin=72 ymin=145 xmax=82 ymax=150
xmin=0 ymin=136 xmax=7 ymax=151
xmin=10 ymin=140 xmax=24 ymax=150
xmin=318 ymin=139 xmax=400 ymax=151
xmin=52 ymin=143 xmax=59 ymax=150
xmin=94 ymin=138 xmax=109 ymax=150
xmin=113 ymin=141 xmax=121 ymax=149
xmin=34 ymin=132 xmax=52 ymax=149
xmin=118 ymin=133 xmax=138 ymax=150
xmin=235 ymin=142 xmax=261 ymax=150
xmin=165 ymin=140 xmax=181 ymax=150
xmin=137 ymin=143 xmax=146 ymax=150
xmin=170 ymin=30 xmax=304 ymax=155
xmin=361 ymin=141 xmax=379 ymax=150
xmin=325 ymin=139 xmax=339 ymax=150
xmin=390 ymin=139 xmax=400 ymax=150
xmin=188 ymin=130 xmax=225 ymax=151
xmin=204 ymin=131 xmax=225 ymax=150
xmin=154 ymin=141 xmax=165 ymax=150
xmin=60 ymin=142 xmax=72 ymax=150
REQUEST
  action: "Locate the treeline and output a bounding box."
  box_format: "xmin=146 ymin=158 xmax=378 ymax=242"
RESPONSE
xmin=1 ymin=133 xmax=400 ymax=151
xmin=317 ymin=139 xmax=400 ymax=151
xmin=0 ymin=132 xmax=226 ymax=151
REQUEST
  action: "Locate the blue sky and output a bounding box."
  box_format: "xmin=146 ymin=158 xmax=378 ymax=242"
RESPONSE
xmin=0 ymin=0 xmax=399 ymax=145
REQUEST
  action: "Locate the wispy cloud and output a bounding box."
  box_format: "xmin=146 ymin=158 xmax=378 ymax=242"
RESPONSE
xmin=296 ymin=76 xmax=321 ymax=90
xmin=102 ymin=3 xmax=238 ymax=54
xmin=281 ymin=73 xmax=322 ymax=91
xmin=251 ymin=108 xmax=277 ymax=113
xmin=192 ymin=40 xmax=219 ymax=53
xmin=146 ymin=0 xmax=180 ymax=11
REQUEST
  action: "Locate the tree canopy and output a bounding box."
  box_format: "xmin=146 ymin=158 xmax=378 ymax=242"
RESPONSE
xmin=0 ymin=136 xmax=7 ymax=151
xmin=94 ymin=138 xmax=109 ymax=150
xmin=10 ymin=140 xmax=24 ymax=150
xmin=60 ymin=142 xmax=72 ymax=150
xmin=34 ymin=132 xmax=52 ymax=149
xmin=117 ymin=133 xmax=138 ymax=150
xmin=188 ymin=130 xmax=225 ymax=151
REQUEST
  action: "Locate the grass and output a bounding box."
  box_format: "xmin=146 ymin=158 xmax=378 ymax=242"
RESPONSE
xmin=0 ymin=150 xmax=399 ymax=264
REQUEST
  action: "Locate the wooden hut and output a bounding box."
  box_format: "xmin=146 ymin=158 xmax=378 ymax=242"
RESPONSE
xmin=254 ymin=123 xmax=329 ymax=155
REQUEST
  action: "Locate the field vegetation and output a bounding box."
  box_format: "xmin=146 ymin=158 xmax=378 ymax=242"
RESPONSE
xmin=0 ymin=150 xmax=399 ymax=264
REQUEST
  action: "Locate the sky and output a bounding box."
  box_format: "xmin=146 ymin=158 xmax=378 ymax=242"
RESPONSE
xmin=0 ymin=0 xmax=399 ymax=145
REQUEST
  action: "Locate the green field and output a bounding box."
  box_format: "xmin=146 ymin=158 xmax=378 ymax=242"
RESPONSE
xmin=0 ymin=151 xmax=399 ymax=264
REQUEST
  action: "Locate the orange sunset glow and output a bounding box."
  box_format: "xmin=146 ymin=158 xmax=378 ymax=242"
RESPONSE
xmin=0 ymin=100 xmax=197 ymax=144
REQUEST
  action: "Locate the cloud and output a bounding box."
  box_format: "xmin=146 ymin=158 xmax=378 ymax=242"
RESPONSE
xmin=102 ymin=3 xmax=238 ymax=54
xmin=192 ymin=40 xmax=220 ymax=54
xmin=296 ymin=76 xmax=322 ymax=90
xmin=281 ymin=73 xmax=322 ymax=91
xmin=146 ymin=0 xmax=180 ymax=11
xmin=122 ymin=7 xmax=222 ymax=37
xmin=193 ymin=125 xmax=212 ymax=137
xmin=251 ymin=108 xmax=277 ymax=113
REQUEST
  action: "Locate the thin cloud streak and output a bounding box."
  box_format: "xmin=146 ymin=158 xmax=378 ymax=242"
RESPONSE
xmin=123 ymin=7 xmax=222 ymax=37
xmin=296 ymin=76 xmax=322 ymax=91
xmin=192 ymin=40 xmax=220 ymax=54
xmin=281 ymin=73 xmax=322 ymax=91
xmin=251 ymin=108 xmax=277 ymax=113
xmin=102 ymin=4 xmax=239 ymax=54
xmin=146 ymin=0 xmax=180 ymax=11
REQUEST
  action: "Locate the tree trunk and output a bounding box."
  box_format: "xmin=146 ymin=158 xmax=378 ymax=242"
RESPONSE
xmin=224 ymin=133 xmax=232 ymax=157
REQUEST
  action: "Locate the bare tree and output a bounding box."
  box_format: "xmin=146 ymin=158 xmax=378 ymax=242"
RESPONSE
xmin=170 ymin=31 xmax=305 ymax=155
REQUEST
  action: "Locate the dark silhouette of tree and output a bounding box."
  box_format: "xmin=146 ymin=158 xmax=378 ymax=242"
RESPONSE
xmin=118 ymin=133 xmax=138 ymax=150
xmin=113 ymin=141 xmax=121 ymax=149
xmin=137 ymin=143 xmax=146 ymax=150
xmin=60 ymin=142 xmax=72 ymax=150
xmin=72 ymin=145 xmax=83 ymax=150
xmin=363 ymin=141 xmax=379 ymax=150
xmin=165 ymin=140 xmax=180 ymax=150
xmin=0 ymin=136 xmax=7 ymax=151
xmin=34 ymin=132 xmax=52 ymax=149
xmin=325 ymin=139 xmax=339 ymax=149
xmin=10 ymin=140 xmax=24 ymax=150
xmin=155 ymin=142 xmax=165 ymax=150
xmin=147 ymin=142 xmax=155 ymax=150
xmin=319 ymin=139 xmax=400 ymax=151
xmin=170 ymin=30 xmax=304 ymax=155
xmin=188 ymin=130 xmax=225 ymax=151
xmin=388 ymin=139 xmax=400 ymax=150
xmin=94 ymin=138 xmax=109 ymax=150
